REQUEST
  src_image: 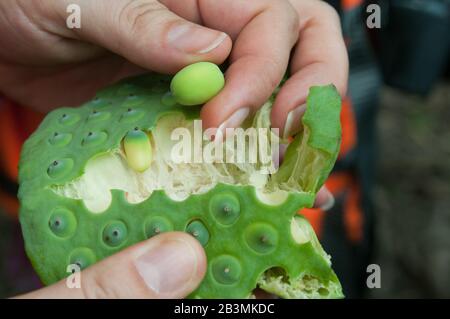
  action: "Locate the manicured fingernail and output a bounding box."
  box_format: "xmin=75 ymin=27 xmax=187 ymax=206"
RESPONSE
xmin=168 ymin=23 xmax=227 ymax=54
xmin=215 ymin=108 xmax=250 ymax=140
xmin=320 ymin=192 xmax=335 ymax=211
xmin=134 ymin=239 xmax=198 ymax=295
xmin=283 ymin=104 xmax=306 ymax=139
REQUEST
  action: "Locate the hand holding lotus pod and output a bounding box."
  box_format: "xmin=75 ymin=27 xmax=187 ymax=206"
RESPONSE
xmin=19 ymin=63 xmax=343 ymax=298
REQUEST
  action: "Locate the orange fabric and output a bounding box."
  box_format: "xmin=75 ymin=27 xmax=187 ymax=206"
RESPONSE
xmin=343 ymin=180 xmax=363 ymax=243
xmin=301 ymin=208 xmax=325 ymax=238
xmin=342 ymin=0 xmax=363 ymax=10
xmin=0 ymin=103 xmax=22 ymax=181
xmin=300 ymin=172 xmax=364 ymax=243
xmin=325 ymin=172 xmax=352 ymax=195
xmin=338 ymin=97 xmax=357 ymax=159
xmin=0 ymin=99 xmax=44 ymax=218
xmin=0 ymin=189 xmax=20 ymax=218
xmin=300 ymin=172 xmax=352 ymax=238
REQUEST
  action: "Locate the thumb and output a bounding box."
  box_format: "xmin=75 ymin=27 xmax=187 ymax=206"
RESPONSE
xmin=52 ymin=0 xmax=231 ymax=73
xmin=18 ymin=232 xmax=207 ymax=299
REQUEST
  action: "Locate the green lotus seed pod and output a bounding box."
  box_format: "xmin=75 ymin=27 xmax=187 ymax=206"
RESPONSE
xmin=19 ymin=72 xmax=343 ymax=299
xmin=170 ymin=62 xmax=224 ymax=105
xmin=186 ymin=220 xmax=210 ymax=246
xmin=123 ymin=129 xmax=152 ymax=172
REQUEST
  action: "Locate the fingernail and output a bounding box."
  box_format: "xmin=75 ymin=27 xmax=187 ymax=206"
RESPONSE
xmin=283 ymin=104 xmax=306 ymax=139
xmin=215 ymin=108 xmax=250 ymax=140
xmin=135 ymin=239 xmax=198 ymax=295
xmin=168 ymin=23 xmax=227 ymax=54
xmin=320 ymin=192 xmax=335 ymax=211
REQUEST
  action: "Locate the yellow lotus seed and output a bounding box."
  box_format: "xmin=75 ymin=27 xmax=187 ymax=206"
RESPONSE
xmin=123 ymin=129 xmax=152 ymax=172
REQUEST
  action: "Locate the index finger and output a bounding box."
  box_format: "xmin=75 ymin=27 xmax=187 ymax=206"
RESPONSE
xmin=195 ymin=0 xmax=300 ymax=132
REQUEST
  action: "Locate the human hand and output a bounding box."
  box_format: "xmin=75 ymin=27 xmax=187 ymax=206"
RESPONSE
xmin=0 ymin=0 xmax=347 ymax=133
xmin=0 ymin=0 xmax=343 ymax=209
xmin=15 ymin=232 xmax=206 ymax=298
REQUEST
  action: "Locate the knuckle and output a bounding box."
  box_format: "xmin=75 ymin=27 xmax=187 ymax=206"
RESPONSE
xmin=257 ymin=56 xmax=285 ymax=95
xmin=267 ymin=0 xmax=300 ymax=41
xmin=117 ymin=0 xmax=166 ymax=37
xmin=316 ymin=1 xmax=340 ymax=22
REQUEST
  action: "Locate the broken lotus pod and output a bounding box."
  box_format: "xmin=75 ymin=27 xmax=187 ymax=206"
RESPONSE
xmin=19 ymin=72 xmax=343 ymax=299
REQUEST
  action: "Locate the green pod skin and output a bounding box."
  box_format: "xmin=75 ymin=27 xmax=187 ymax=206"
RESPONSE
xmin=19 ymin=72 xmax=343 ymax=299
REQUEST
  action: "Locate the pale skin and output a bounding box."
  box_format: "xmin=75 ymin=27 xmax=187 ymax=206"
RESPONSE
xmin=1 ymin=0 xmax=348 ymax=298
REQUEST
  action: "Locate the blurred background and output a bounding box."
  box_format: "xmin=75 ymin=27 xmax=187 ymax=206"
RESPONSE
xmin=0 ymin=0 xmax=449 ymax=298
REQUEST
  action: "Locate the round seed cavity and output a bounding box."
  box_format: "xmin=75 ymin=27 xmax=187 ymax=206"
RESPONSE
xmin=102 ymin=221 xmax=128 ymax=247
xmin=120 ymin=108 xmax=145 ymax=123
xmin=186 ymin=220 xmax=209 ymax=246
xmin=68 ymin=248 xmax=96 ymax=270
xmin=88 ymin=110 xmax=111 ymax=122
xmin=48 ymin=132 xmax=72 ymax=147
xmin=90 ymin=97 xmax=109 ymax=108
xmin=211 ymin=255 xmax=242 ymax=285
xmin=122 ymin=94 xmax=144 ymax=107
xmin=244 ymin=223 xmax=278 ymax=254
xmin=161 ymin=92 xmax=177 ymax=107
xmin=210 ymin=193 xmax=240 ymax=226
xmin=47 ymin=158 xmax=74 ymax=179
xmin=82 ymin=131 xmax=108 ymax=147
xmin=59 ymin=113 xmax=80 ymax=126
xmin=48 ymin=208 xmax=77 ymax=238
xmin=145 ymin=216 xmax=173 ymax=239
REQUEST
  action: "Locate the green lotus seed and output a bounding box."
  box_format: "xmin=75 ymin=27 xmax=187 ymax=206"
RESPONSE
xmin=170 ymin=62 xmax=224 ymax=105
xmin=48 ymin=208 xmax=77 ymax=238
xmin=210 ymin=193 xmax=240 ymax=226
xmin=123 ymin=129 xmax=153 ymax=172
xmin=145 ymin=216 xmax=173 ymax=238
xmin=120 ymin=108 xmax=145 ymax=123
xmin=211 ymin=255 xmax=242 ymax=285
xmin=186 ymin=220 xmax=209 ymax=246
xmin=59 ymin=113 xmax=80 ymax=126
xmin=102 ymin=221 xmax=128 ymax=247
xmin=68 ymin=248 xmax=96 ymax=270
xmin=244 ymin=223 xmax=278 ymax=254
xmin=47 ymin=158 xmax=74 ymax=179
xmin=82 ymin=131 xmax=108 ymax=147
xmin=48 ymin=132 xmax=72 ymax=147
xmin=90 ymin=97 xmax=110 ymax=108
xmin=87 ymin=110 xmax=111 ymax=122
